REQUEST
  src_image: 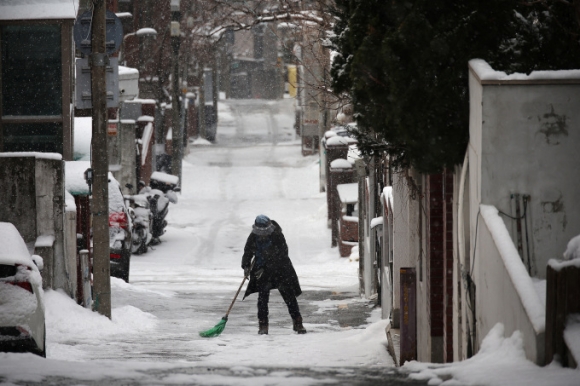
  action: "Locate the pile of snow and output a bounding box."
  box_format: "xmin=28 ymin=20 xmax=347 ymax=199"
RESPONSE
xmin=73 ymin=117 xmax=92 ymax=161
xmin=65 ymin=161 xmax=91 ymax=195
xmin=0 ymin=222 xmax=36 ymax=266
xmin=402 ymin=323 xmax=580 ymax=386
xmin=470 ymin=59 xmax=580 ymax=82
xmin=45 ymin=289 xmax=157 ymax=346
xmin=563 ymin=234 xmax=580 ymax=261
xmin=191 ymin=137 xmax=213 ymax=146
xmin=349 ymin=245 xmax=360 ymax=262
xmin=151 ymin=171 xmax=179 ymax=185
xmin=330 ymin=158 xmax=352 ymax=169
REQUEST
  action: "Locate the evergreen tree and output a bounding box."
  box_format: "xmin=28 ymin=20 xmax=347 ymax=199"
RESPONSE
xmin=331 ymin=0 xmax=580 ymax=173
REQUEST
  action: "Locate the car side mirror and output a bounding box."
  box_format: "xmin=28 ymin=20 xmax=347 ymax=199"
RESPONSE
xmin=32 ymin=255 xmax=44 ymax=271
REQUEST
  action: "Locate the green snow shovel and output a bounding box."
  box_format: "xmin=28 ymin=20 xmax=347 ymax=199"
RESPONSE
xmin=199 ymin=273 xmax=249 ymax=338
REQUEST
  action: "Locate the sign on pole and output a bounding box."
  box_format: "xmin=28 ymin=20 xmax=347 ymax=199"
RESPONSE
xmin=74 ymin=10 xmax=123 ymax=55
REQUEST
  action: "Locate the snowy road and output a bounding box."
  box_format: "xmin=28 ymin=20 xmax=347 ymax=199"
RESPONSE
xmin=0 ymin=98 xmax=427 ymax=386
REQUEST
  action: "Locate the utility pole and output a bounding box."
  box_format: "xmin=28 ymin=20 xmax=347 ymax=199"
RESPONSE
xmin=90 ymin=0 xmax=111 ymax=318
xmin=170 ymin=1 xmax=182 ymax=184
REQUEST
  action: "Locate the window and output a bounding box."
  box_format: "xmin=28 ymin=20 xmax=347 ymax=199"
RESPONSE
xmin=2 ymin=25 xmax=62 ymax=116
xmin=1 ymin=24 xmax=63 ymax=153
xmin=3 ymin=122 xmax=62 ymax=153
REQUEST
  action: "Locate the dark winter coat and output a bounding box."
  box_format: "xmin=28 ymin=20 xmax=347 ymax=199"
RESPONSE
xmin=241 ymin=220 xmax=302 ymax=300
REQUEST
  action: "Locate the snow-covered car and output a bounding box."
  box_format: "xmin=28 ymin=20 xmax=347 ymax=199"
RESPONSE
xmin=0 ymin=222 xmax=46 ymax=357
xmin=109 ymin=176 xmax=132 ymax=283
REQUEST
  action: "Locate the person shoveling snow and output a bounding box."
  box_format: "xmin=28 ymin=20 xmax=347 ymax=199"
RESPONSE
xmin=241 ymin=215 xmax=307 ymax=335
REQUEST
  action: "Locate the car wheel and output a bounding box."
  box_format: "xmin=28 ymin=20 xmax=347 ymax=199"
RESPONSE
xmin=122 ymin=243 xmax=131 ymax=283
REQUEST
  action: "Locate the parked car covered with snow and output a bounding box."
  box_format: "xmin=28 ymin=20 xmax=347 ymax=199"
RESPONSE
xmin=109 ymin=176 xmax=132 ymax=283
xmin=0 ymin=222 xmax=46 ymax=357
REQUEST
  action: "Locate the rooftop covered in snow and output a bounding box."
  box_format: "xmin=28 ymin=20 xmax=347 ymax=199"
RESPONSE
xmin=0 ymin=0 xmax=79 ymax=21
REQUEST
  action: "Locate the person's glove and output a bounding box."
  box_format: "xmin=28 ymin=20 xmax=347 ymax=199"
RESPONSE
xmin=244 ymin=267 xmax=251 ymax=278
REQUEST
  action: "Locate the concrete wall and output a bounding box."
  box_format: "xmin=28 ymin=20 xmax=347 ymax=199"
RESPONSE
xmin=64 ymin=204 xmax=78 ymax=300
xmin=453 ymin=161 xmax=470 ymax=361
xmin=391 ymin=169 xmax=437 ymax=362
xmin=0 ymin=154 xmax=72 ymax=294
xmin=467 ymin=60 xmax=580 ymax=362
xmin=0 ymin=157 xmax=37 ymax=242
xmin=470 ymin=64 xmax=580 ymax=279
xmin=475 ymin=210 xmax=545 ymax=364
xmin=35 ymin=158 xmax=65 ymax=289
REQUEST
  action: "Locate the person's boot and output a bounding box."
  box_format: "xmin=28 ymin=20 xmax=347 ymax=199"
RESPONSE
xmin=292 ymin=316 xmax=307 ymax=334
xmin=258 ymin=319 xmax=268 ymax=335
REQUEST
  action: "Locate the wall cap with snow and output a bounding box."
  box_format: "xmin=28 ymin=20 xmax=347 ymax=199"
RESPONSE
xmin=469 ymin=59 xmax=580 ymax=86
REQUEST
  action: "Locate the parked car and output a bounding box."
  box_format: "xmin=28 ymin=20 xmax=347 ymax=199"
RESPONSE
xmin=108 ymin=176 xmax=132 ymax=283
xmin=0 ymin=222 xmax=46 ymax=357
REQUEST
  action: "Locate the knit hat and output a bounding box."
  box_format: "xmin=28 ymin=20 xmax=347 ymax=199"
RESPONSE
xmin=252 ymin=215 xmax=275 ymax=236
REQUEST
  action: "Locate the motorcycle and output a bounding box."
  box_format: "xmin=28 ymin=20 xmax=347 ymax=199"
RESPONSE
xmin=124 ymin=184 xmax=153 ymax=255
xmin=138 ymin=172 xmax=179 ymax=245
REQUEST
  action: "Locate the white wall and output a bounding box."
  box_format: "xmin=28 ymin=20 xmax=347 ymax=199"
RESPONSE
xmin=467 ymin=60 xmax=580 ymax=363
xmin=470 ymin=64 xmax=580 ymax=279
xmin=475 ymin=207 xmax=545 ymax=364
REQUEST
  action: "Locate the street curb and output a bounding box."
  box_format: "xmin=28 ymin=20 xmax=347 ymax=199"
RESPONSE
xmin=386 ymin=322 xmax=400 ymax=367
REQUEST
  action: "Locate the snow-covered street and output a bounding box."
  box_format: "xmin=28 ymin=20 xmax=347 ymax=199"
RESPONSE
xmin=0 ymin=98 xmax=408 ymax=385
xmin=3 ymin=98 xmax=579 ymax=386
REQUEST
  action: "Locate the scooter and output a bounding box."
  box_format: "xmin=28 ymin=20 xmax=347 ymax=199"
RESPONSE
xmin=138 ymin=173 xmax=179 ymax=245
xmin=124 ymin=184 xmax=153 ymax=255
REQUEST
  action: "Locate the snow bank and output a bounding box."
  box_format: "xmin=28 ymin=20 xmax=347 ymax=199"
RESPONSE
xmin=403 ymin=323 xmax=580 ymax=386
xmin=480 ymin=205 xmax=545 ymax=333
xmin=45 ymin=289 xmax=158 ymax=342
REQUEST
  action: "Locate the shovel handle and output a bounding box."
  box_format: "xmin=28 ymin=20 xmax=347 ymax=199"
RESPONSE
xmin=224 ymin=274 xmax=248 ymax=319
